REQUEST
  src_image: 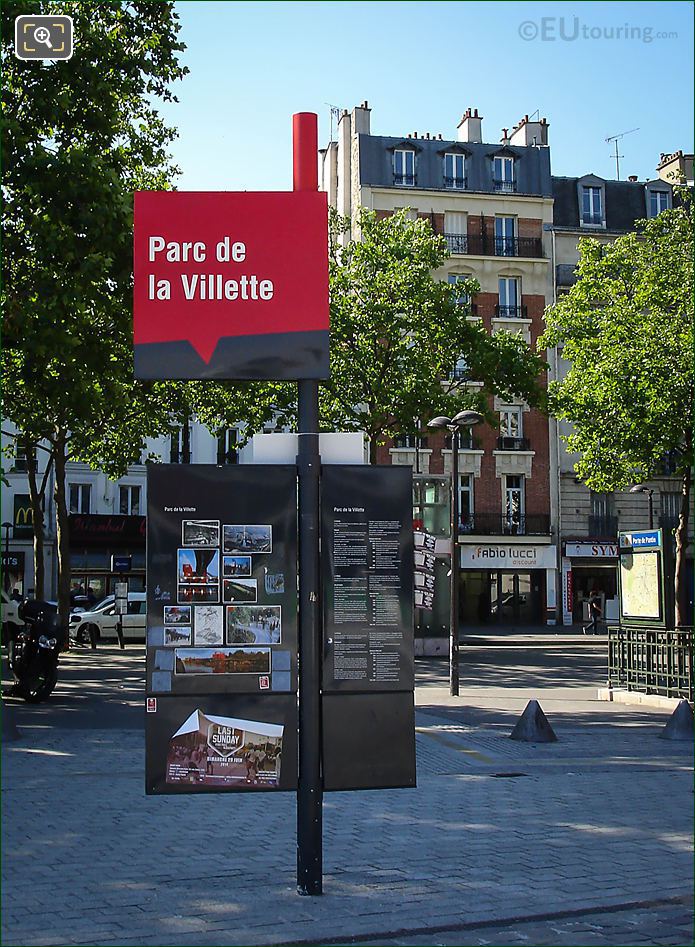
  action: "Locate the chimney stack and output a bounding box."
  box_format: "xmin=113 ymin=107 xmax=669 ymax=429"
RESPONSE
xmin=457 ymin=107 xmax=483 ymax=143
xmin=509 ymin=115 xmax=549 ymax=147
xmin=351 ymin=100 xmax=371 ymax=136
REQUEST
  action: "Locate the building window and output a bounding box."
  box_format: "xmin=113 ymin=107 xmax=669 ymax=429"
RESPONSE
xmin=649 ymin=190 xmax=670 ymax=217
xmin=119 ymin=485 xmax=141 ymax=516
xmin=497 ymin=277 xmax=521 ymax=316
xmin=582 ymin=186 xmax=603 ymax=225
xmin=459 ymin=474 xmax=474 ymax=530
xmin=13 ymin=444 xmax=27 ymax=472
xmin=443 ymin=211 xmax=467 ymax=254
xmin=500 ymin=406 xmax=523 ymax=439
xmin=217 ymin=428 xmax=239 ymax=465
xmin=660 ymin=492 xmax=680 ymax=528
xmin=69 ymin=483 xmax=91 ymax=514
xmin=494 ymin=216 xmax=516 ymax=256
xmin=589 ymin=490 xmax=616 ymax=537
xmin=444 ymin=429 xmax=473 ymax=450
xmin=493 ymin=156 xmax=515 ymax=192
xmin=393 ymin=150 xmax=415 ymax=187
xmin=394 ymin=434 xmax=428 ymax=449
xmin=448 ymin=274 xmax=471 ymax=305
xmin=170 ymin=426 xmax=191 ymax=464
xmin=504 ymin=475 xmax=524 ymax=533
xmin=444 ymin=153 xmax=466 ymax=189
xmin=450 ymin=354 xmax=470 ymax=381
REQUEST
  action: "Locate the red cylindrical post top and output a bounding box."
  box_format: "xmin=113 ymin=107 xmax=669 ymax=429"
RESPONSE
xmin=293 ymin=112 xmax=318 ymax=192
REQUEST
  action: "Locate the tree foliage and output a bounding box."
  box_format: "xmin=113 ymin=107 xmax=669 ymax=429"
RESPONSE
xmin=540 ymin=197 xmax=693 ymax=488
xmin=1 ymin=0 xmax=188 ymax=612
xmin=539 ymin=190 xmax=693 ymax=623
xmin=320 ymin=209 xmax=547 ymax=461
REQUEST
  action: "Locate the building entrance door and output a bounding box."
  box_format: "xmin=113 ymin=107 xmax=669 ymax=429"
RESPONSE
xmin=489 ymin=571 xmax=541 ymax=624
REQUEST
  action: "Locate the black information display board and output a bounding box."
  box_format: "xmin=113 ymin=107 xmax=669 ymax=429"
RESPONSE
xmin=145 ymin=465 xmax=298 ymax=795
xmin=321 ymin=465 xmax=416 ymax=791
xmin=322 ymin=466 xmax=414 ymax=693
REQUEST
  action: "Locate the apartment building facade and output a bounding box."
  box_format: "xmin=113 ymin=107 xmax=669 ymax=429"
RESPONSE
xmin=321 ymin=104 xmax=558 ymax=626
xmin=549 ymin=170 xmax=692 ymax=624
xmin=1 ymin=424 xmax=241 ymax=602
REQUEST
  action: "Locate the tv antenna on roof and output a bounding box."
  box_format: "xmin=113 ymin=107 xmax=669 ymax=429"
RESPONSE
xmin=325 ymin=103 xmax=342 ymax=142
xmin=605 ymin=128 xmax=640 ymax=180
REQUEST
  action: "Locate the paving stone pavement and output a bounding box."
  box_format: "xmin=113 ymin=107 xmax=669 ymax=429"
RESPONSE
xmin=2 ymin=644 xmax=693 ymax=946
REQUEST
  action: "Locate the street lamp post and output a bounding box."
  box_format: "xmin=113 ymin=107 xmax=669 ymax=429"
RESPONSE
xmin=1 ymin=521 xmax=12 ymax=592
xmin=427 ymin=410 xmax=483 ymax=696
xmin=629 ymin=485 xmax=654 ymax=530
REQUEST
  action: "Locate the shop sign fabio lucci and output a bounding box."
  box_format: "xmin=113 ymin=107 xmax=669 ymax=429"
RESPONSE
xmin=133 ymin=191 xmax=329 ymax=381
xmin=461 ymin=544 xmax=556 ymax=569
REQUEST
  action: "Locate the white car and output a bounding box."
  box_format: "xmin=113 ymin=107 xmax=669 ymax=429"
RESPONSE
xmin=69 ymin=592 xmax=147 ymax=643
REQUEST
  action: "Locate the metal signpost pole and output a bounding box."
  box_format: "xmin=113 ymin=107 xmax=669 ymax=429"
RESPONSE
xmin=293 ymin=111 xmax=323 ymax=896
xmin=450 ymin=427 xmax=460 ymax=697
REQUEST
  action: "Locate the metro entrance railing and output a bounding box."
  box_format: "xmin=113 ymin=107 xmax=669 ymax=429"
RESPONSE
xmin=607 ymin=626 xmax=694 ymax=701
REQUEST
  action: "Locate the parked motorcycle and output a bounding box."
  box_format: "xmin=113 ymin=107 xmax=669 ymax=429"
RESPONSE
xmin=6 ymin=600 xmax=67 ymax=702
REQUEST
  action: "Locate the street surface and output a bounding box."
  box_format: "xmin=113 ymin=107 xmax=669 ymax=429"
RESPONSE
xmin=2 ymin=636 xmax=693 ymax=946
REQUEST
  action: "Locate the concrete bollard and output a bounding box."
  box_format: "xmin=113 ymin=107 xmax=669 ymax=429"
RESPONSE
xmin=659 ymin=699 xmax=694 ymax=741
xmin=509 ymin=699 xmax=558 ymax=743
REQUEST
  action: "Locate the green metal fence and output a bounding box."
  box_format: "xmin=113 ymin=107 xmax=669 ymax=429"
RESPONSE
xmin=608 ymin=626 xmax=694 ymax=701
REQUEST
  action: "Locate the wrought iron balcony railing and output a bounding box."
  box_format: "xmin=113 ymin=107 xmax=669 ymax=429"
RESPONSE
xmin=444 ymin=234 xmax=544 ymax=259
xmin=459 ymin=513 xmax=551 ymax=536
xmin=493 ymin=179 xmax=517 ymax=193
xmin=494 ymin=304 xmax=528 ymax=318
xmin=444 ymin=233 xmax=468 ymax=254
xmin=582 ymin=213 xmax=603 ymax=226
xmin=444 ymin=176 xmax=467 ymax=190
xmin=495 ymin=436 xmax=531 ymax=451
xmin=394 ymin=173 xmax=415 ymax=187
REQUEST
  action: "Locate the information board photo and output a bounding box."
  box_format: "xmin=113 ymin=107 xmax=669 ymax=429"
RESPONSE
xmin=145 ymin=464 xmax=298 ymax=794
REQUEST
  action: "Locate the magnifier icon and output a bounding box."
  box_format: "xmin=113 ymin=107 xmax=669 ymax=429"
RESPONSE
xmin=34 ymin=26 xmax=53 ymax=49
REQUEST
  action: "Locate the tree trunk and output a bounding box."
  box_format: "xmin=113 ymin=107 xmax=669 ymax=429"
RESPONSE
xmin=369 ymin=436 xmax=378 ymax=465
xmin=673 ymin=466 xmax=691 ymax=628
xmin=53 ymin=432 xmax=71 ymax=630
xmin=24 ymin=439 xmax=46 ymax=600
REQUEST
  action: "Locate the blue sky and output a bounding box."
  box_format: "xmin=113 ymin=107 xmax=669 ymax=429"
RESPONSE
xmin=161 ymin=1 xmax=693 ymax=190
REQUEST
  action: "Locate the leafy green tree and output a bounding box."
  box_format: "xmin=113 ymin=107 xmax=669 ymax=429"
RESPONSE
xmin=1 ymin=0 xmax=188 ymax=620
xmin=321 ymin=209 xmax=547 ymax=462
xmin=539 ymin=192 xmax=693 ymax=625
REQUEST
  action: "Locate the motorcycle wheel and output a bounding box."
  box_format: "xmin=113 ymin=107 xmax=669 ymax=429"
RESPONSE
xmin=17 ymin=666 xmax=58 ymax=703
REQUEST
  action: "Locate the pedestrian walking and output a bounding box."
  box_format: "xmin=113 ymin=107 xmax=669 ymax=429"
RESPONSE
xmin=584 ymin=591 xmax=602 ymax=634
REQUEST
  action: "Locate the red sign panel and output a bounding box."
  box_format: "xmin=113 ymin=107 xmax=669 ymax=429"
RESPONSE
xmin=133 ymin=191 xmax=329 ymax=380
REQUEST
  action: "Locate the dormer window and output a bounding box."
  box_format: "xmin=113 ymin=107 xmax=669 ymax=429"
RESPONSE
xmin=648 ymin=189 xmax=670 ymax=217
xmin=581 ymin=186 xmax=603 ymax=225
xmin=444 ymin=152 xmax=466 ymax=189
xmin=393 ymin=149 xmax=415 ymax=187
xmin=493 ymin=156 xmax=515 ymax=192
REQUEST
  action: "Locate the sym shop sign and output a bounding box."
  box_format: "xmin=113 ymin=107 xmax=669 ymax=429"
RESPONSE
xmin=461 ymin=544 xmax=557 ymax=570
xmin=133 ymin=191 xmax=329 ymax=381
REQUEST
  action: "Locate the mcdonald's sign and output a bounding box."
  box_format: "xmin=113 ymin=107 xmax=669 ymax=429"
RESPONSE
xmin=13 ymin=495 xmax=34 ymax=537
